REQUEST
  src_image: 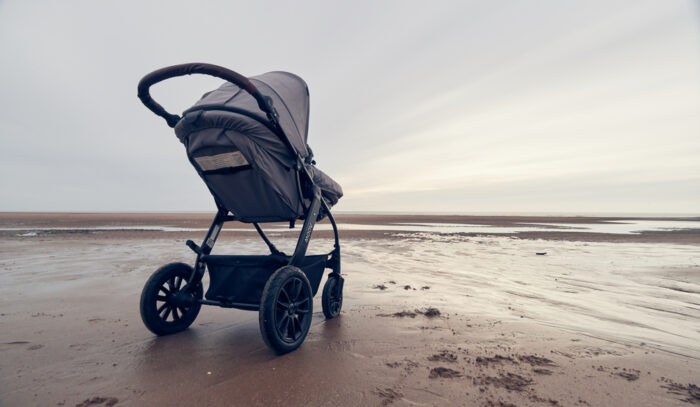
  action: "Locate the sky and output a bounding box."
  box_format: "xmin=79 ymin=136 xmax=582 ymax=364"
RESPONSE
xmin=1 ymin=1 xmax=699 ymax=214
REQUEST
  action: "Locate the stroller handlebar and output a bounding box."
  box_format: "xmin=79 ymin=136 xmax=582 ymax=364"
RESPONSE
xmin=137 ymin=63 xmax=269 ymax=128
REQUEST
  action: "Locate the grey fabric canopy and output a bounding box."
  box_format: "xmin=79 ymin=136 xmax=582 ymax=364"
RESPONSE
xmin=173 ymin=72 xmax=342 ymax=222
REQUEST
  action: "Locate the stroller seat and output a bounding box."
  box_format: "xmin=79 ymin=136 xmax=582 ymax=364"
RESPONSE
xmin=174 ymin=72 xmax=342 ymax=222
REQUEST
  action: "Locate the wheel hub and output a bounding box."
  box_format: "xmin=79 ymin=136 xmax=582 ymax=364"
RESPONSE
xmin=170 ymin=291 xmax=194 ymax=307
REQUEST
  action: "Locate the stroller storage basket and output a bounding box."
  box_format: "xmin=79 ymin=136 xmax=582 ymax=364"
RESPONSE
xmin=204 ymin=254 xmax=327 ymax=306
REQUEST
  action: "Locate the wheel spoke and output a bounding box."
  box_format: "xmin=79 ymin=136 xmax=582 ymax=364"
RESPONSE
xmin=157 ymin=295 xmax=167 ymax=301
xmin=174 ymin=276 xmax=182 ymax=290
xmin=280 ymin=287 xmax=290 ymax=303
xmin=287 ymin=280 xmax=296 ymax=301
xmin=279 ymin=315 xmax=290 ymax=339
xmin=293 ymin=279 xmax=302 ymax=300
xmin=296 ymin=308 xmax=309 ymax=314
xmin=295 ymin=298 xmax=309 ymax=306
xmin=172 ymin=307 xmax=180 ymax=321
xmin=291 ymin=316 xmax=300 ymax=340
xmin=277 ymin=299 xmax=289 ymax=308
xmin=162 ymin=306 xmax=172 ymax=321
xmin=276 ymin=312 xmax=289 ymax=327
xmin=177 ymin=306 xmax=188 ymax=316
xmin=157 ymin=303 xmax=168 ymax=314
xmin=288 ymin=315 xmax=295 ymax=340
xmin=285 ymin=281 xmax=294 ymax=301
xmin=159 ymin=286 xmax=170 ymax=295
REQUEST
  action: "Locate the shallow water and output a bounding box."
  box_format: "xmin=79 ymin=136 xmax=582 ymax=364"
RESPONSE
xmin=4 ymin=219 xmax=700 ymax=236
xmin=337 ymin=235 xmax=700 ymax=359
xmin=236 ymin=234 xmax=700 ymax=359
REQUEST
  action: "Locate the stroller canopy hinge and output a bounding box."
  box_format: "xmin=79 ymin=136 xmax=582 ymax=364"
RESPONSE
xmin=261 ymin=96 xmax=280 ymax=125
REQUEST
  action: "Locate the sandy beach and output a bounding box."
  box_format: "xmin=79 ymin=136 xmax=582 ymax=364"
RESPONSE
xmin=1 ymin=213 xmax=698 ymax=406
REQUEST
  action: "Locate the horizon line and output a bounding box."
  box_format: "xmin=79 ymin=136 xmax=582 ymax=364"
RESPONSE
xmin=1 ymin=210 xmax=699 ymax=218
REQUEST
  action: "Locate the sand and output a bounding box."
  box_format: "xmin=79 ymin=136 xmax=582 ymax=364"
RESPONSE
xmin=0 ymin=213 xmax=698 ymax=406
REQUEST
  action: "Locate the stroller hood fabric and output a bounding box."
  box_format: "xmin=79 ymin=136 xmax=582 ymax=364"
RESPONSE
xmin=174 ymin=72 xmax=342 ymax=222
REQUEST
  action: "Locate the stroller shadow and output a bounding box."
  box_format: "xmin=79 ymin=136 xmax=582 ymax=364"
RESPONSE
xmin=133 ymin=312 xmax=346 ymax=376
xmin=318 ymin=313 xmax=346 ymax=337
xmin=124 ymin=313 xmax=352 ymax=405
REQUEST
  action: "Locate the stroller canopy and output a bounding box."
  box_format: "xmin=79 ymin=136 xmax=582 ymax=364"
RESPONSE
xmin=177 ymin=72 xmax=311 ymax=159
xmin=173 ymin=71 xmax=342 ymax=222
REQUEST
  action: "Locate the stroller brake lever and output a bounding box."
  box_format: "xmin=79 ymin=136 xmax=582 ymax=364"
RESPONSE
xmin=186 ymin=240 xmax=203 ymax=255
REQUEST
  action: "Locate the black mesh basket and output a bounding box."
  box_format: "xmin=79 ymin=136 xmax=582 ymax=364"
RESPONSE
xmin=204 ymin=254 xmax=327 ymax=305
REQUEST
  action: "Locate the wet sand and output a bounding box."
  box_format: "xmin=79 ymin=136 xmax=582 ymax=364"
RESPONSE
xmin=0 ymin=213 xmax=699 ymax=406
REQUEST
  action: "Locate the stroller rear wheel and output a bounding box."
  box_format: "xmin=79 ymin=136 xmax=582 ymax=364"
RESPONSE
xmin=259 ymin=266 xmax=313 ymax=354
xmin=140 ymin=262 xmax=203 ymax=336
xmin=321 ymin=274 xmax=343 ymax=319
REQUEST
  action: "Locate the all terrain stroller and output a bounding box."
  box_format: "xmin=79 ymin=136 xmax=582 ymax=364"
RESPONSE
xmin=136 ymin=63 xmax=344 ymax=354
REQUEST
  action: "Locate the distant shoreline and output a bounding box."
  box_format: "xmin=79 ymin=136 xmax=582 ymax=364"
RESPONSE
xmin=1 ymin=210 xmax=699 ymax=218
xmin=1 ymin=212 xmax=699 ymax=245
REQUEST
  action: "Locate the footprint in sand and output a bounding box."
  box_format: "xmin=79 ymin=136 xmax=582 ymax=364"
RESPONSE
xmin=375 ymin=387 xmax=403 ymax=405
xmin=660 ymin=379 xmax=700 ymax=404
xmin=88 ymin=318 xmax=106 ymax=324
xmin=591 ymin=366 xmax=641 ymax=381
xmin=0 ymin=341 xmax=31 ymax=351
xmin=533 ymin=368 xmax=554 ymax=375
xmin=473 ymin=372 xmax=534 ymax=391
xmin=427 ymin=350 xmax=458 ymax=363
xmin=429 ymin=367 xmax=462 ymax=379
xmin=69 ymin=343 xmax=90 ymax=351
xmin=517 ymin=354 xmax=556 ymax=367
xmin=75 ymin=396 xmax=119 ymax=407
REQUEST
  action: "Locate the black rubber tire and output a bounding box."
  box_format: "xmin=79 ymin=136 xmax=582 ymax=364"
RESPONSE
xmin=140 ymin=262 xmax=203 ymax=336
xmin=259 ymin=266 xmax=313 ymax=354
xmin=321 ymin=275 xmax=343 ymax=319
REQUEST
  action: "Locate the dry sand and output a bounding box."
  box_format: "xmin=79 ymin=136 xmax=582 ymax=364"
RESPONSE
xmin=0 ymin=213 xmax=698 ymax=406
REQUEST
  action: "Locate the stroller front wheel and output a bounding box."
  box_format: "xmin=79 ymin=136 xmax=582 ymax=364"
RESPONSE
xmin=140 ymin=262 xmax=203 ymax=336
xmin=259 ymin=266 xmax=313 ymax=354
xmin=321 ymin=275 xmax=343 ymax=319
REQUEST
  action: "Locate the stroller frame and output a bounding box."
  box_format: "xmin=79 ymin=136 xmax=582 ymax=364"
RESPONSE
xmin=186 ymin=188 xmax=342 ymax=312
xmin=137 ymin=63 xmax=343 ymax=354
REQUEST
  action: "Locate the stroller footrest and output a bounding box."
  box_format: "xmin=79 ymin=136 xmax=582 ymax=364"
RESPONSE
xmin=199 ymin=298 xmax=259 ymax=310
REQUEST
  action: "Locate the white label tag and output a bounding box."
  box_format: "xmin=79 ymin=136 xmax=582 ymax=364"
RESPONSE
xmin=206 ymin=224 xmax=221 ymax=248
xmin=194 ymin=151 xmax=249 ymax=171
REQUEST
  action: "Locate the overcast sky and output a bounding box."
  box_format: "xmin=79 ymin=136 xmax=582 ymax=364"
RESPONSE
xmin=1 ymin=1 xmax=699 ymax=214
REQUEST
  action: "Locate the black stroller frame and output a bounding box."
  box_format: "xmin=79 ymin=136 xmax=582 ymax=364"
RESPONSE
xmin=137 ymin=63 xmax=344 ymax=354
xmin=187 ymin=185 xmax=342 ymax=311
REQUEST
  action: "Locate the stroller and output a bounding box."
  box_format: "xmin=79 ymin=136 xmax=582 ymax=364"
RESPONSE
xmin=136 ymin=63 xmax=344 ymax=354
